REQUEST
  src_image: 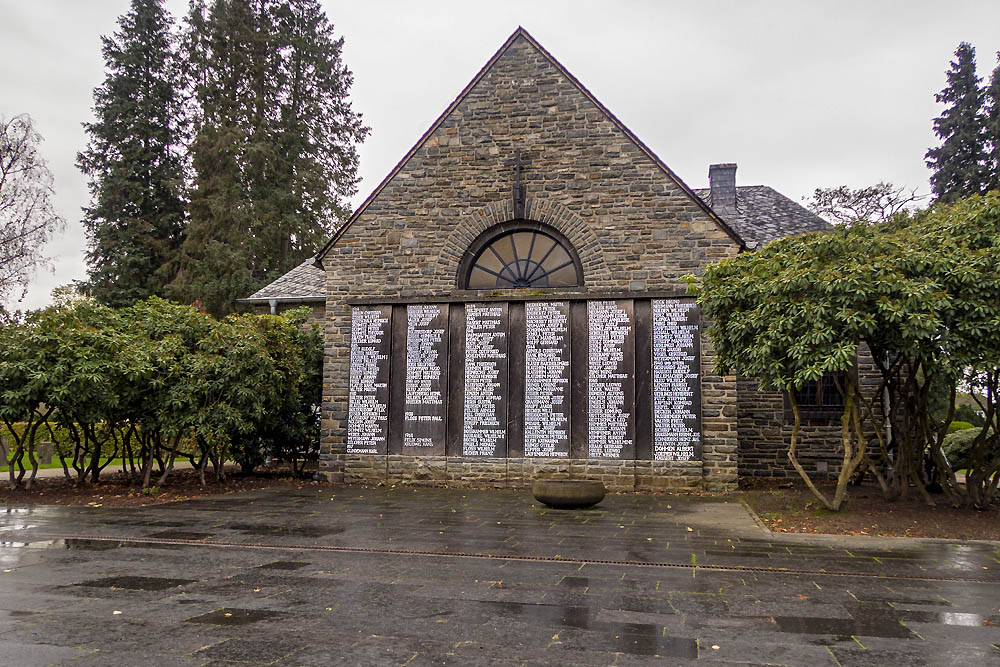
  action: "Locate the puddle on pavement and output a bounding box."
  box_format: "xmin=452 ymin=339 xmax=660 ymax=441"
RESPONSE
xmin=147 ymin=530 xmax=213 ymax=540
xmin=773 ymin=613 xmax=913 ymax=639
xmin=2 ymin=538 xmax=119 ymax=550
xmin=900 ymin=610 xmax=986 ymax=626
xmin=258 ymin=561 xmax=310 ymax=570
xmin=481 ymin=600 xmax=697 ymax=657
xmin=186 ymin=608 xmax=285 ymax=626
xmin=225 ymin=524 xmax=340 ymax=538
xmin=75 ymin=575 xmax=195 ymax=591
xmin=559 ymin=576 xmax=590 ymax=589
xmin=64 ymin=539 xmax=124 ymax=550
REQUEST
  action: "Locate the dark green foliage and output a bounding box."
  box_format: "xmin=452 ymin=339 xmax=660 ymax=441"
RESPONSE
xmin=168 ymin=0 xmax=368 ymax=317
xmin=0 ymin=298 xmax=323 ymax=489
xmin=697 ymin=192 xmax=1000 ymax=510
xmin=985 ymin=51 xmax=1000 ymax=191
xmin=955 ymin=402 xmax=986 ymax=427
xmin=942 ymin=427 xmax=986 ymax=470
xmin=78 ymin=0 xmax=187 ymax=307
xmin=926 ymin=43 xmax=990 ymax=203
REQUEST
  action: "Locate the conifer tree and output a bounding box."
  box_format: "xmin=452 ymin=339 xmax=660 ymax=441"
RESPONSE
xmin=77 ymin=0 xmax=187 ymax=307
xmin=985 ymin=51 xmax=1000 ymax=192
xmin=168 ymin=0 xmax=367 ymax=317
xmin=925 ymin=42 xmax=990 ymax=203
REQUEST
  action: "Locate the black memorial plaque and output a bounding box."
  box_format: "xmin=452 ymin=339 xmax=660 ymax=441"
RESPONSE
xmin=462 ymin=303 xmax=508 ymax=457
xmin=524 ymin=301 xmax=571 ymax=457
xmin=587 ymin=300 xmax=635 ymax=459
xmin=402 ymin=304 xmax=448 ymax=454
xmin=651 ymin=299 xmax=702 ymax=461
xmin=347 ymin=306 xmax=392 ymax=454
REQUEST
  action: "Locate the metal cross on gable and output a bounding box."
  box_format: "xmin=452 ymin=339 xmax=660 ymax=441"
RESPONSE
xmin=504 ymin=149 xmax=531 ymax=219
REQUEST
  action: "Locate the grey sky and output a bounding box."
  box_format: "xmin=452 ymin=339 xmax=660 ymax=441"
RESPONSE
xmin=3 ymin=0 xmax=999 ymax=310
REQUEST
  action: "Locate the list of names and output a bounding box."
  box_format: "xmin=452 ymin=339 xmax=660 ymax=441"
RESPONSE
xmin=524 ymin=301 xmax=571 ymax=457
xmin=652 ymin=300 xmax=701 ymax=461
xmin=403 ymin=304 xmax=447 ymax=449
xmin=588 ymin=300 xmax=634 ymax=458
xmin=463 ymin=304 xmax=507 ymax=456
xmin=348 ymin=306 xmax=391 ymax=454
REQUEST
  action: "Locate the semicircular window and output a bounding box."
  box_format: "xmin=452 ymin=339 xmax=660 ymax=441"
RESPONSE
xmin=466 ymin=229 xmax=582 ymax=289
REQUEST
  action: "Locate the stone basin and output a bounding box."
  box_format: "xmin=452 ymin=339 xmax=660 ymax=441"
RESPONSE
xmin=532 ymin=479 xmax=606 ymax=509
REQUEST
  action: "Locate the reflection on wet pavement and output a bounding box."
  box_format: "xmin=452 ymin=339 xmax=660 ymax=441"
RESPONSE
xmin=75 ymin=575 xmax=195 ymax=591
xmin=186 ymin=607 xmax=286 ymax=626
xmin=0 ymin=486 xmax=997 ymax=665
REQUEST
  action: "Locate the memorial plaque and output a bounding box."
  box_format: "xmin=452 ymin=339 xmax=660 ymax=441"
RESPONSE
xmin=587 ymin=300 xmax=635 ymax=459
xmin=348 ymin=306 xmax=392 ymax=454
xmin=463 ymin=303 xmax=508 ymax=457
xmin=402 ymin=304 xmax=448 ymax=454
xmin=651 ymin=299 xmax=701 ymax=461
xmin=524 ymin=301 xmax=571 ymax=457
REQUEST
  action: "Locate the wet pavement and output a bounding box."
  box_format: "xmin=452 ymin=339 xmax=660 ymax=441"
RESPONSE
xmin=1 ymin=486 xmax=998 ymax=666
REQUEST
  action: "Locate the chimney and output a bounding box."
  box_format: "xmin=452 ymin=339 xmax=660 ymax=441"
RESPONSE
xmin=709 ymin=163 xmax=738 ymax=214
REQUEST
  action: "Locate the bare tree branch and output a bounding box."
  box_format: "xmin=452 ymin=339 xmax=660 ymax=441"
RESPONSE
xmin=0 ymin=114 xmax=65 ymax=303
xmin=805 ymin=182 xmax=925 ymax=225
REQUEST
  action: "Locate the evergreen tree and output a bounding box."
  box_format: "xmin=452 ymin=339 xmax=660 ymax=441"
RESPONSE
xmin=168 ymin=0 xmax=367 ymax=317
xmin=985 ymin=51 xmax=1000 ymax=192
xmin=925 ymin=42 xmax=990 ymax=203
xmin=77 ymin=0 xmax=187 ymax=308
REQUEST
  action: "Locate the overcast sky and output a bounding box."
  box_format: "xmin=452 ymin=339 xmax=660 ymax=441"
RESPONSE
xmin=3 ymin=0 xmax=1000 ymax=310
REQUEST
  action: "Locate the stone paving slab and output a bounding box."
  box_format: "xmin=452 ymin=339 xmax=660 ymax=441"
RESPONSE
xmin=1 ymin=486 xmax=999 ymax=665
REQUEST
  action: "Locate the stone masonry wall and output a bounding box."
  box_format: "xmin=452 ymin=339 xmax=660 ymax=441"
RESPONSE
xmin=341 ymin=454 xmax=702 ymax=492
xmin=737 ymin=347 xmax=884 ymax=479
xmin=317 ymin=34 xmax=742 ymax=489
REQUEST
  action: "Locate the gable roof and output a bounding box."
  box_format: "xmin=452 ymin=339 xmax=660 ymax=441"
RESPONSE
xmin=315 ymin=26 xmax=746 ymax=263
xmin=692 ymin=186 xmax=831 ymax=249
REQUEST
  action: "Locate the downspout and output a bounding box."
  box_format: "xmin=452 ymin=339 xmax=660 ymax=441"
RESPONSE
xmin=269 ymin=299 xmax=277 ymax=316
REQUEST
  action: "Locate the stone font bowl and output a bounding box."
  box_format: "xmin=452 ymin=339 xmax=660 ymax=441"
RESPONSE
xmin=532 ymin=479 xmax=606 ymax=509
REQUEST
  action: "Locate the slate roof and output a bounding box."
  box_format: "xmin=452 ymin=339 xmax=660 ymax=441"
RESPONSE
xmin=242 ymin=259 xmax=325 ymax=302
xmin=692 ymin=185 xmax=831 ymax=249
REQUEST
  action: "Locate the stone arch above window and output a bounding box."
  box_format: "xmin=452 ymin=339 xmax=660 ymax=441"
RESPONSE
xmin=437 ymin=198 xmax=613 ymax=289
xmin=458 ymin=222 xmax=584 ymax=289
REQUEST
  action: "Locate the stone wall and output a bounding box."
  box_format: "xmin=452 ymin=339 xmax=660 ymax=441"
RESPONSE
xmin=316 ymin=34 xmax=742 ymax=488
xmin=340 ymin=454 xmax=703 ymax=492
xmin=737 ymin=348 xmax=884 ymax=479
xmin=737 ymin=378 xmax=844 ymax=479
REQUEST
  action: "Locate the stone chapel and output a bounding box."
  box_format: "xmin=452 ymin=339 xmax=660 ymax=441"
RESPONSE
xmin=243 ymin=28 xmax=840 ymax=492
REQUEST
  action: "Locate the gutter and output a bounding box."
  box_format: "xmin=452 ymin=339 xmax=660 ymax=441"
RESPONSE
xmin=236 ymin=295 xmax=325 ymax=315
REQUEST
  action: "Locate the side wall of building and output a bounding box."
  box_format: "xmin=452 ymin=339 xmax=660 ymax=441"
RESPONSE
xmin=738 ymin=348 xmax=884 ymax=479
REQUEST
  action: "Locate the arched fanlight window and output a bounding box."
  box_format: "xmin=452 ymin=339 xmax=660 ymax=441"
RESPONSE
xmin=461 ymin=224 xmax=583 ymax=289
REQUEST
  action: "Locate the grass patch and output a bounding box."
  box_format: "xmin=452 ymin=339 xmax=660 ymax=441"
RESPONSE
xmin=810 ymin=507 xmax=838 ymax=517
xmin=1 ymin=457 xmax=125 ymax=473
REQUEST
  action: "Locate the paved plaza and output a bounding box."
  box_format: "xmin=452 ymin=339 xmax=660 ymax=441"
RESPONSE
xmin=1 ymin=486 xmax=998 ymax=665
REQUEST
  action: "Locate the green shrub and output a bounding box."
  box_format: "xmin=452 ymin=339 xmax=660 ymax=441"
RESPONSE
xmin=947 ymin=420 xmax=975 ymax=433
xmin=2 ymin=422 xmax=76 ymax=455
xmin=942 ymin=427 xmax=984 ymax=470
